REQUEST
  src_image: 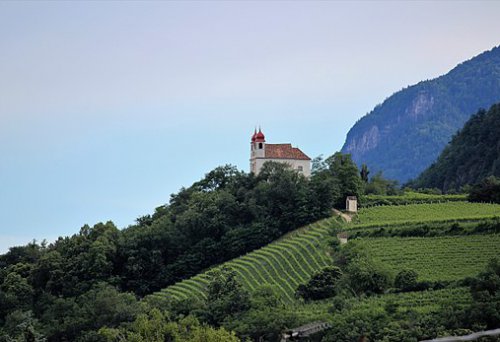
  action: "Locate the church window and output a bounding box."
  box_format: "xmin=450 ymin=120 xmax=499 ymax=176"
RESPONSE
xmin=259 ymin=143 xmax=263 ymax=149
xmin=298 ymin=166 xmax=303 ymax=172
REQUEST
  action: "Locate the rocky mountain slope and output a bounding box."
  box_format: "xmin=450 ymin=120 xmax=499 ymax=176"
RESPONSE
xmin=341 ymin=46 xmax=500 ymax=183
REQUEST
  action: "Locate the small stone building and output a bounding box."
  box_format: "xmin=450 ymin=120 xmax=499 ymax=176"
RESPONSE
xmin=346 ymin=196 xmax=358 ymax=213
xmin=250 ymin=128 xmax=311 ymax=177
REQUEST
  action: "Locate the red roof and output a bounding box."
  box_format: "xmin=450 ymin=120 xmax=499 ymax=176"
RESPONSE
xmin=264 ymin=144 xmax=311 ymax=160
xmin=255 ymin=129 xmax=265 ymax=142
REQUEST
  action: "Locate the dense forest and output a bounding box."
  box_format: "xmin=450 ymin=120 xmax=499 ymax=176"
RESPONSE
xmin=408 ymin=103 xmax=500 ymax=192
xmin=342 ymin=45 xmax=500 ymax=183
xmin=0 ymin=153 xmax=364 ymax=341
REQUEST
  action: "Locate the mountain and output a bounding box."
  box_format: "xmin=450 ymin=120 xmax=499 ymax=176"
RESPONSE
xmin=408 ymin=103 xmax=500 ymax=192
xmin=341 ymin=46 xmax=500 ymax=184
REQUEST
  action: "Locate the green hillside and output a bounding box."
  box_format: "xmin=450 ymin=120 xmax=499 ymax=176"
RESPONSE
xmin=351 ymin=201 xmax=500 ymax=226
xmin=150 ymin=199 xmax=500 ymax=304
xmin=147 ymin=216 xmax=340 ymax=303
xmin=351 ymin=234 xmax=500 ymax=281
xmin=138 ymin=199 xmax=500 ymax=341
xmin=409 ymin=103 xmax=500 ymax=191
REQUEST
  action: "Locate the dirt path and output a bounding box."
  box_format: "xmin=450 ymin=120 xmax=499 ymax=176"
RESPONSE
xmin=333 ymin=209 xmax=353 ymax=244
xmin=333 ymin=209 xmax=353 ymax=223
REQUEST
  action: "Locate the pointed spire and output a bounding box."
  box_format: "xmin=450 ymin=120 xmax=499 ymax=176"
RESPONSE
xmin=255 ymin=126 xmax=265 ymax=142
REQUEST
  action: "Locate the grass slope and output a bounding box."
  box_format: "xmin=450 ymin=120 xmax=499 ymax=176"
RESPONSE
xmin=148 ymin=216 xmax=340 ymax=303
xmin=148 ymin=200 xmax=500 ymax=325
xmin=351 ymin=202 xmax=500 ymax=226
xmin=351 ymin=234 xmax=500 ymax=281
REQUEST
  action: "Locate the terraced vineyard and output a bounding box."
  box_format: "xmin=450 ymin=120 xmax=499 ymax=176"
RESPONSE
xmin=362 ymin=191 xmax=467 ymax=208
xmin=351 ymin=234 xmax=500 ymax=281
xmin=351 ymin=201 xmax=500 ymax=227
xmin=147 ymin=200 xmax=500 ymax=333
xmin=148 ymin=216 xmax=340 ymax=303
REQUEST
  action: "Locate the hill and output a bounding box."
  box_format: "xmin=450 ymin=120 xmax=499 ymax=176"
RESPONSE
xmin=147 ymin=199 xmax=500 ymax=340
xmin=152 ymin=201 xmax=500 ymax=302
xmin=147 ymin=216 xmax=339 ymax=304
xmin=341 ymin=46 xmax=500 ymax=184
xmin=0 ymin=157 xmax=363 ymax=341
xmin=408 ymin=103 xmax=500 ymax=191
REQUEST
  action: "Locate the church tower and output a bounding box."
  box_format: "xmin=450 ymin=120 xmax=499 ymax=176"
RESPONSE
xmin=250 ymin=128 xmax=266 ymax=173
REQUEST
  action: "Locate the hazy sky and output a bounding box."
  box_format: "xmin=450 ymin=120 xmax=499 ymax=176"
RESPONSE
xmin=1 ymin=1 xmax=499 ymax=253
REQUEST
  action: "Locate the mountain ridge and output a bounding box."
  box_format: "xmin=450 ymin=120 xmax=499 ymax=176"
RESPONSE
xmin=341 ymin=45 xmax=500 ymax=183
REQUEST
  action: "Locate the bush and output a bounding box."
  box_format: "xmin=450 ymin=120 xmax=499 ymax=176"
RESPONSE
xmin=296 ymin=266 xmax=342 ymax=301
xmin=395 ymin=270 xmax=418 ymax=292
xmin=345 ymin=258 xmax=392 ymax=295
xmin=468 ymin=176 xmax=500 ymax=204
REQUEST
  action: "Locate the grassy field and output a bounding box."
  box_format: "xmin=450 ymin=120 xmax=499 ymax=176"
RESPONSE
xmin=350 ymin=234 xmax=500 ymax=281
xmin=362 ymin=192 xmax=467 ymax=208
xmin=351 ymin=202 xmax=500 ymax=227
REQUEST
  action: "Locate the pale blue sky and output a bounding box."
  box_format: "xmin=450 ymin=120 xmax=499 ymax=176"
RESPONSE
xmin=1 ymin=1 xmax=499 ymax=252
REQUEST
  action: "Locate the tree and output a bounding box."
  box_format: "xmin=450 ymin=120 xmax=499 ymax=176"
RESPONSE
xmin=468 ymin=258 xmax=500 ymax=328
xmin=395 ymin=270 xmax=418 ymax=292
xmin=0 ymin=310 xmax=45 ymax=342
xmin=345 ymin=257 xmax=392 ymax=295
xmin=99 ymin=310 xmax=240 ymax=342
xmin=296 ymin=266 xmax=342 ymax=300
xmin=256 ymin=161 xmax=311 ymax=233
xmin=193 ymin=165 xmax=241 ymax=192
xmin=0 ymin=242 xmax=42 ymax=269
xmin=0 ymin=272 xmax=34 ymax=311
xmin=31 ymin=250 xmax=65 ymax=295
xmin=360 ymin=164 xmax=370 ymax=183
xmin=365 ymin=172 xmax=400 ymax=195
xmin=203 ymin=267 xmax=250 ymax=326
xmin=41 ymin=283 xmax=140 ymax=341
xmin=325 ymin=153 xmax=363 ymax=207
xmin=468 ymin=176 xmax=500 ymax=204
xmin=225 ymin=285 xmax=299 ymax=341
xmin=187 ymin=324 xmax=239 ymax=342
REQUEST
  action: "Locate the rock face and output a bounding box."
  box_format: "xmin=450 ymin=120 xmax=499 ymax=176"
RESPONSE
xmin=341 ymin=46 xmax=500 ymax=184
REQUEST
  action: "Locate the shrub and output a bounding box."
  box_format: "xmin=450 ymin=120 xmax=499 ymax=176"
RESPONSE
xmin=345 ymin=258 xmax=392 ymax=295
xmin=296 ymin=266 xmax=342 ymax=300
xmin=395 ymin=270 xmax=418 ymax=292
xmin=468 ymin=176 xmax=500 ymax=204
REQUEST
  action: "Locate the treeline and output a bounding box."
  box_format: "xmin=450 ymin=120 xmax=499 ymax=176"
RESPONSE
xmin=408 ymin=102 xmax=500 ymax=192
xmin=0 ymin=153 xmax=364 ymax=340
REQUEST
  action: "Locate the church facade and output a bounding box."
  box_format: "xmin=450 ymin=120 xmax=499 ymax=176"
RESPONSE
xmin=250 ymin=129 xmax=311 ymax=177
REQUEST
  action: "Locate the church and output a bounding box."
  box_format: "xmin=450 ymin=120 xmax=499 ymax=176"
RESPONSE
xmin=250 ymin=128 xmax=311 ymax=177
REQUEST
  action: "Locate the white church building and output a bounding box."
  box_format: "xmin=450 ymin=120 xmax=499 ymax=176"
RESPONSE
xmin=250 ymin=128 xmax=311 ymax=177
